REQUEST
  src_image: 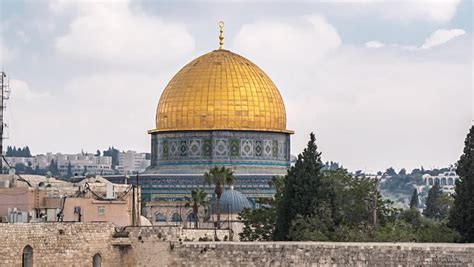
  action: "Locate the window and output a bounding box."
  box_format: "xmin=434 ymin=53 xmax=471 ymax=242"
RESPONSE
xmin=171 ymin=213 xmax=182 ymax=223
xmin=93 ymin=253 xmax=102 ymax=267
xmin=155 ymin=213 xmax=167 ymax=222
xmin=22 ymin=245 xmax=33 ymax=267
xmin=98 ymin=206 xmax=105 ymax=216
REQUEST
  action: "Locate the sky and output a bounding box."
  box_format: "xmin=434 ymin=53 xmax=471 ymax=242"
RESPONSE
xmin=0 ymin=0 xmax=472 ymax=173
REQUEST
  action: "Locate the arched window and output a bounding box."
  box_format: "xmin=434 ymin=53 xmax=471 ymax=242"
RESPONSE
xmin=155 ymin=213 xmax=167 ymax=222
xmin=441 ymin=178 xmax=447 ymax=185
xmin=22 ymin=245 xmax=33 ymax=267
xmin=434 ymin=178 xmax=440 ymax=185
xmin=171 ymin=213 xmax=182 ymax=222
xmin=187 ymin=213 xmax=197 ymax=222
xmin=428 ymin=178 xmax=433 ymax=185
xmin=93 ymin=253 xmax=102 ymax=267
xmin=448 ymin=178 xmax=454 ymax=185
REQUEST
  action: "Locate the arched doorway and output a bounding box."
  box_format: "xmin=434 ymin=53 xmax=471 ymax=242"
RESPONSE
xmin=22 ymin=245 xmax=33 ymax=267
xmin=93 ymin=253 xmax=102 ymax=267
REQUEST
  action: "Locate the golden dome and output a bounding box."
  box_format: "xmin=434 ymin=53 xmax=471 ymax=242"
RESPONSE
xmin=150 ymin=49 xmax=292 ymax=134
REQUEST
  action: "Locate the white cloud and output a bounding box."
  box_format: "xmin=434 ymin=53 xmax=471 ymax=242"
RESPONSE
xmin=10 ymin=80 xmax=51 ymax=101
xmin=233 ymin=15 xmax=341 ymax=68
xmin=55 ymin=1 xmax=195 ymax=66
xmin=365 ymin=41 xmax=385 ymax=48
xmin=348 ymin=0 xmax=461 ymax=22
xmin=232 ymin=17 xmax=471 ymax=171
xmin=0 ymin=38 xmax=15 ymax=64
xmin=366 ymin=28 xmax=466 ymax=51
xmin=421 ymin=29 xmax=466 ymax=49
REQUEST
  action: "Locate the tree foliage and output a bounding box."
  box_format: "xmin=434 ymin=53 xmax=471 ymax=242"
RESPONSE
xmin=6 ymin=146 xmax=32 ymax=157
xmin=423 ymin=183 xmax=451 ymax=220
xmin=449 ymin=126 xmax=474 ymax=242
xmin=185 ymin=188 xmax=208 ymax=229
xmin=204 ymin=166 xmax=235 ymax=227
xmin=274 ymin=132 xmax=323 ymax=240
xmin=409 ymin=189 xmax=419 ymax=209
xmin=103 ymin=147 xmax=119 ymax=169
xmin=239 ymin=176 xmax=284 ymax=241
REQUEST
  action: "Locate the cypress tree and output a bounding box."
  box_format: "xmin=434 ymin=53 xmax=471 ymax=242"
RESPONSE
xmin=274 ymin=132 xmax=323 ymax=240
xmin=409 ymin=188 xmax=419 ymax=209
xmin=423 ymin=183 xmax=443 ymax=219
xmin=449 ymin=126 xmax=474 ymax=242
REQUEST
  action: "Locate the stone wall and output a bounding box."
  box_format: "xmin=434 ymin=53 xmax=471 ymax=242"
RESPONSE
xmin=0 ymin=222 xmax=122 ymax=267
xmin=170 ymin=242 xmax=474 ymax=267
xmin=1 ymin=223 xmax=474 ymax=267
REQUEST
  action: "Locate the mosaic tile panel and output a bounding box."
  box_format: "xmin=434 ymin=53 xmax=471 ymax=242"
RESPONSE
xmin=203 ymin=139 xmax=212 ymax=157
xmin=169 ymin=140 xmax=179 ymax=158
xmin=263 ymin=140 xmax=272 ymax=158
xmin=272 ymin=140 xmax=279 ymax=158
xmin=230 ymin=139 xmax=240 ymax=157
xmin=163 ymin=140 xmax=169 ymax=159
xmin=189 ymin=140 xmax=202 ymax=157
xmin=215 ymin=139 xmax=228 ymax=157
xmin=241 ymin=139 xmax=253 ymax=158
xmin=255 ymin=140 xmax=263 ymax=157
xmin=278 ymin=140 xmax=285 ymax=158
xmin=180 ymin=140 xmax=187 ymax=157
xmin=150 ymin=130 xmax=291 ymax=171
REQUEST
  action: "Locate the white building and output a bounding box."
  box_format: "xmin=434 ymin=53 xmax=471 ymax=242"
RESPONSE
xmin=423 ymin=170 xmax=460 ymax=194
xmin=5 ymin=153 xmax=114 ymax=176
xmin=118 ymin=151 xmax=150 ymax=174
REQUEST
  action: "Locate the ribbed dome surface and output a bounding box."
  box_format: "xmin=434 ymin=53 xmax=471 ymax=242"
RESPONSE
xmin=151 ymin=49 xmax=290 ymax=133
xmin=218 ymin=187 xmax=252 ymax=213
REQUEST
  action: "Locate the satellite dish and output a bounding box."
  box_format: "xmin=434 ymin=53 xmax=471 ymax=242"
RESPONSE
xmin=8 ymin=168 xmax=16 ymax=175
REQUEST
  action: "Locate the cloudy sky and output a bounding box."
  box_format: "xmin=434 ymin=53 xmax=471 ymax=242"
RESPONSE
xmin=0 ymin=0 xmax=472 ymax=172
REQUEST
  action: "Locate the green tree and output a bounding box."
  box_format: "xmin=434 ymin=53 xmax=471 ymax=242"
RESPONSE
xmin=66 ymin=162 xmax=73 ymax=179
xmin=274 ymin=132 xmax=323 ymax=240
xmin=423 ymin=183 xmax=449 ymax=220
xmin=449 ymin=126 xmax=474 ymax=242
xmin=103 ymin=147 xmax=120 ymax=169
xmin=238 ymin=176 xmax=284 ymax=241
xmin=409 ymin=189 xmax=419 ymax=209
xmin=203 ymin=166 xmax=235 ymax=227
xmin=48 ymin=159 xmax=59 ymax=176
xmin=185 ymin=188 xmax=208 ymax=229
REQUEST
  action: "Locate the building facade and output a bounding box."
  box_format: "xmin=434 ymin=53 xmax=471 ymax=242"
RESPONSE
xmin=423 ymin=170 xmax=460 ymax=194
xmin=6 ymin=153 xmax=114 ymax=176
xmin=118 ymin=150 xmax=150 ymax=174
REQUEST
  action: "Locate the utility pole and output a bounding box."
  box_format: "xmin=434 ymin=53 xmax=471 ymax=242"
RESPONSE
xmin=0 ymin=71 xmax=10 ymax=174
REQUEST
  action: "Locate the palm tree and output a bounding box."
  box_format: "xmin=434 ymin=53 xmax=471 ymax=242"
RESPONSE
xmin=204 ymin=166 xmax=235 ymax=227
xmin=185 ymin=188 xmax=208 ymax=229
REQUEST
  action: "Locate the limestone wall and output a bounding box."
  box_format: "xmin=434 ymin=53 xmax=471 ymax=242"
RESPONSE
xmin=170 ymin=242 xmax=474 ymax=267
xmin=1 ymin=223 xmax=474 ymax=267
xmin=0 ymin=222 xmax=122 ymax=267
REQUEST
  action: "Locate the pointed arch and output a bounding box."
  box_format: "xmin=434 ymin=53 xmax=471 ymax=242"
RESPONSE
xmin=93 ymin=253 xmax=102 ymax=267
xmin=22 ymin=245 xmax=33 ymax=267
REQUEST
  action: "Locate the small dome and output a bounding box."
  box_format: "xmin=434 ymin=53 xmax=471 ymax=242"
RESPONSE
xmin=218 ymin=186 xmax=252 ymax=214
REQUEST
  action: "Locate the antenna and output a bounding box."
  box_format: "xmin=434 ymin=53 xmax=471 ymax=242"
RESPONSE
xmin=0 ymin=71 xmax=11 ymax=174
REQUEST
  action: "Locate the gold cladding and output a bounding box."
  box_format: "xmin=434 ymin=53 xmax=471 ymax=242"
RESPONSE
xmin=151 ymin=49 xmax=291 ymax=133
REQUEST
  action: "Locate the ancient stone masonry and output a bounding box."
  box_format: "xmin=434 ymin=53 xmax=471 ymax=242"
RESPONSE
xmin=170 ymin=242 xmax=474 ymax=267
xmin=1 ymin=223 xmax=474 ymax=267
xmin=0 ymin=222 xmax=122 ymax=267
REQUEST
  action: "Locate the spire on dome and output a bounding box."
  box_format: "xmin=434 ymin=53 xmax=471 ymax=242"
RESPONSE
xmin=218 ymin=21 xmax=224 ymax=49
